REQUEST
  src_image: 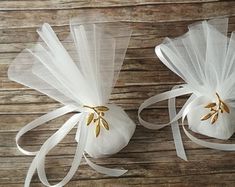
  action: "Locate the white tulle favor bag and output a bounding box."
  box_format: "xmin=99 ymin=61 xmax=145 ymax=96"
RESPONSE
xmin=138 ymin=18 xmax=235 ymax=161
xmin=8 ymin=15 xmax=136 ymax=187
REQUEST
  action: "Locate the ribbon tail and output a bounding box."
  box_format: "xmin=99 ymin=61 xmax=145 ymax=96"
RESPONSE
xmin=168 ymin=92 xmax=187 ymax=161
xmin=183 ymin=125 xmax=235 ymax=151
xmin=37 ymin=113 xmax=88 ymax=187
xmin=168 ymin=86 xmax=197 ymax=161
xmin=24 ymin=112 xmax=88 ymax=187
xmin=83 ymin=153 xmax=127 ymax=177
xmin=138 ymin=84 xmax=194 ymax=160
xmin=24 ymin=155 xmax=38 ymax=187
xmin=16 ymin=105 xmax=78 ymax=156
xmin=24 ymin=112 xmax=80 ymax=187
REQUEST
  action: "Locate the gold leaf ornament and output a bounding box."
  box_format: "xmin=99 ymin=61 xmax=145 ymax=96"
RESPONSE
xmin=201 ymin=93 xmax=230 ymax=125
xmin=204 ymin=102 xmax=216 ymax=108
xmin=83 ymin=105 xmax=110 ymax=137
xmin=96 ymin=123 xmax=100 ymax=137
xmin=95 ymin=106 xmax=109 ymax=112
xmin=221 ymin=101 xmax=230 ymax=113
xmin=211 ymin=112 xmax=218 ymax=124
xmin=201 ymin=113 xmax=213 ymax=121
xmin=87 ymin=113 xmax=94 ymax=126
xmin=101 ymin=118 xmax=109 ymax=130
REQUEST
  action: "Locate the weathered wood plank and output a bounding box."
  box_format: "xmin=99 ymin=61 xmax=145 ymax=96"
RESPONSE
xmin=0 ymin=84 xmax=184 ymax=105
xmin=0 ymin=0 xmax=221 ymax=10
xmin=2 ymin=19 xmax=235 ymax=48
xmin=1 ymin=2 xmax=235 ymax=29
xmin=1 ymin=1 xmax=235 ymax=186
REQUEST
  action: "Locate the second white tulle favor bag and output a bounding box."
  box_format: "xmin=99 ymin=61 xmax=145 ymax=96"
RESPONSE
xmin=8 ymin=14 xmax=136 ymax=187
xmin=139 ymin=18 xmax=235 ymax=161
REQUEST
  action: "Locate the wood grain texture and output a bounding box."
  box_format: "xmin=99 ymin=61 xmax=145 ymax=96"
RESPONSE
xmin=1 ymin=0 xmax=235 ymax=186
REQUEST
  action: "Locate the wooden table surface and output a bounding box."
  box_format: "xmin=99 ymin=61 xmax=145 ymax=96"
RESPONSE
xmin=1 ymin=1 xmax=235 ymax=186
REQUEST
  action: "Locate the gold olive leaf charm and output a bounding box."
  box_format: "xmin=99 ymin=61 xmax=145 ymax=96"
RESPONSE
xmin=83 ymin=105 xmax=109 ymax=137
xmin=201 ymin=93 xmax=230 ymax=124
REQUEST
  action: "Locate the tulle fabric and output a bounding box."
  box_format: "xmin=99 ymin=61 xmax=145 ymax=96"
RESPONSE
xmin=8 ymin=15 xmax=136 ymax=157
xmin=157 ymin=18 xmax=235 ymax=139
xmin=9 ymin=21 xmax=132 ymax=106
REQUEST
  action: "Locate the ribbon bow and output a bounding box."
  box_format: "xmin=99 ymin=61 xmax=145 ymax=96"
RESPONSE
xmin=138 ymin=46 xmax=235 ymax=161
xmin=17 ymin=105 xmax=127 ymax=187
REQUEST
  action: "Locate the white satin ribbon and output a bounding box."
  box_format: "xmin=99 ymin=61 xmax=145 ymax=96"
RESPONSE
xmin=84 ymin=154 xmax=127 ymax=176
xmin=138 ymin=46 xmax=235 ymax=161
xmin=16 ymin=105 xmax=127 ymax=187
xmin=138 ymin=85 xmax=192 ymax=160
xmin=168 ymin=86 xmax=196 ymax=161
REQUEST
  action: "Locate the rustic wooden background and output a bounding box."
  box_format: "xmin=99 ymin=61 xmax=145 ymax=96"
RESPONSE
xmin=1 ymin=0 xmax=235 ymax=186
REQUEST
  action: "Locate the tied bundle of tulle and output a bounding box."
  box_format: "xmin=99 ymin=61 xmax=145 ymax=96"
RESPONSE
xmin=138 ymin=18 xmax=235 ymax=161
xmin=8 ymin=17 xmax=136 ymax=187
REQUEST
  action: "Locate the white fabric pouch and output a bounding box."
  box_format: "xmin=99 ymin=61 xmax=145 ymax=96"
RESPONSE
xmin=8 ymin=14 xmax=136 ymax=187
xmin=139 ymin=18 xmax=235 ymax=161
